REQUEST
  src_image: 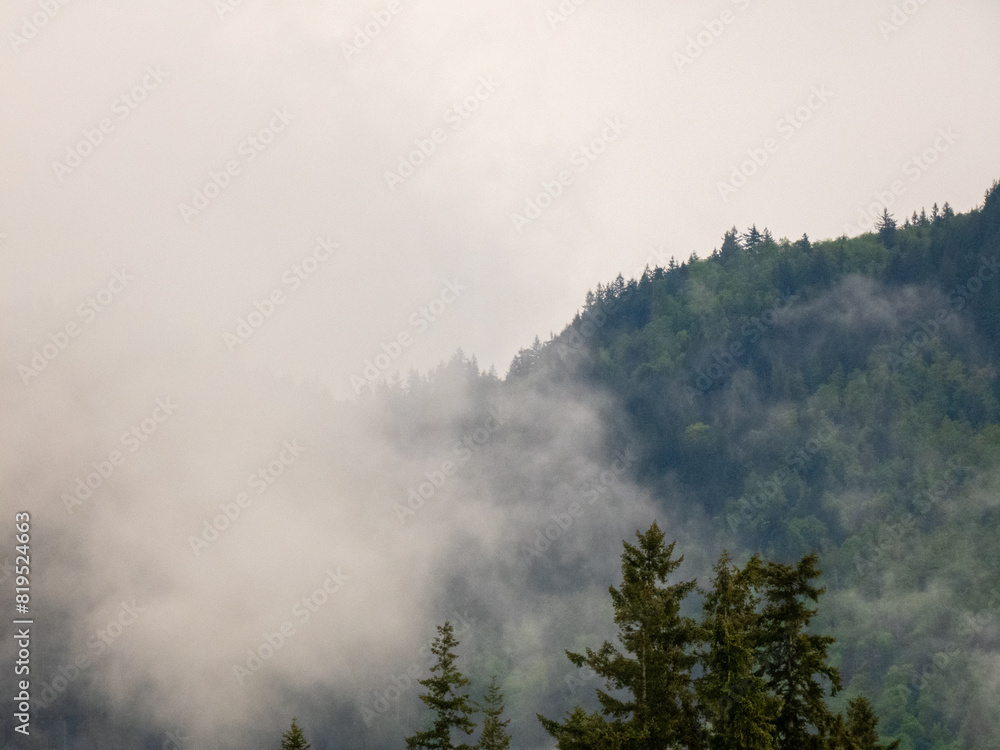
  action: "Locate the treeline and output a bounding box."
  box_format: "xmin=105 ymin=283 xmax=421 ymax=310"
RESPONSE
xmin=386 ymin=523 xmax=898 ymax=750
xmin=361 ymin=182 xmax=1000 ymax=750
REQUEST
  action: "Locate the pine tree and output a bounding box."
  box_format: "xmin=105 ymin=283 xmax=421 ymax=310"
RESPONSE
xmin=280 ymin=718 xmax=312 ymax=750
xmin=757 ymin=555 xmax=842 ymax=750
xmin=539 ymin=522 xmax=700 ymax=750
xmin=477 ymin=676 xmax=511 ymax=750
xmin=697 ymin=553 xmax=777 ymax=750
xmin=406 ymin=622 xmax=478 ymax=750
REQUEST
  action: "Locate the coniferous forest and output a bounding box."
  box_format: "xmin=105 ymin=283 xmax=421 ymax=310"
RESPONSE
xmin=5 ymin=184 xmax=1000 ymax=750
xmin=277 ymin=184 xmax=995 ymax=750
xmin=394 ymin=523 xmax=901 ymax=750
xmin=399 ymin=185 xmax=1000 ymax=750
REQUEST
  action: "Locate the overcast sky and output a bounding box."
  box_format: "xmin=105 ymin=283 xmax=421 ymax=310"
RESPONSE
xmin=2 ymin=0 xmax=998 ymax=394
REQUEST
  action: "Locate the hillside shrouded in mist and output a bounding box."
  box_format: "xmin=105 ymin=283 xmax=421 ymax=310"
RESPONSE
xmin=4 ymin=2 xmax=1000 ymax=749
xmin=2 ymin=185 xmax=1000 ymax=749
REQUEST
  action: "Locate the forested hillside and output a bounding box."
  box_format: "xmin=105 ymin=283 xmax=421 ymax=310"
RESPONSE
xmin=8 ymin=185 xmax=1000 ymax=750
xmin=381 ymin=183 xmax=1000 ymax=750
xmin=476 ymin=182 xmax=1000 ymax=750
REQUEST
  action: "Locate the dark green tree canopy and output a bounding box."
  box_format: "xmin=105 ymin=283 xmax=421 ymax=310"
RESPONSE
xmin=697 ymin=552 xmax=777 ymax=750
xmin=477 ymin=676 xmax=511 ymax=750
xmin=280 ymin=718 xmax=312 ymax=750
xmin=539 ymin=525 xmax=897 ymax=750
xmin=405 ymin=621 xmax=478 ymax=750
xmin=539 ymin=522 xmax=701 ymax=750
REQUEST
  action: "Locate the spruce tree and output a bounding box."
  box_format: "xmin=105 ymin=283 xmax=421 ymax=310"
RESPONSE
xmin=720 ymin=227 xmax=743 ymax=262
xmin=280 ymin=718 xmax=312 ymax=750
xmin=876 ymin=209 xmax=896 ymax=246
xmin=477 ymin=676 xmax=511 ymax=750
xmin=697 ymin=552 xmax=777 ymax=750
xmin=406 ymin=621 xmax=477 ymax=750
xmin=743 ymin=225 xmax=763 ymax=251
xmin=539 ymin=522 xmax=700 ymax=750
xmin=830 ymin=697 xmax=901 ymax=750
xmin=757 ymin=554 xmax=842 ymax=750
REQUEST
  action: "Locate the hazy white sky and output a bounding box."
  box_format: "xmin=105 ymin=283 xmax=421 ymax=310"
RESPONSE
xmin=2 ymin=0 xmax=998 ymax=390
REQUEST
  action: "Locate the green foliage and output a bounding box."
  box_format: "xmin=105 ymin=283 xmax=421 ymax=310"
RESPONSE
xmin=757 ymin=554 xmax=842 ymax=749
xmin=697 ymin=552 xmax=778 ymax=750
xmin=280 ymin=718 xmax=312 ymax=750
xmin=539 ymin=525 xmax=898 ymax=750
xmin=389 ymin=182 xmax=1000 ymax=750
xmin=834 ymin=697 xmax=902 ymax=750
xmin=406 ymin=622 xmax=478 ymax=750
xmin=542 ymin=522 xmax=701 ymax=749
xmin=477 ymin=676 xmax=511 ymax=750
xmin=510 ymin=189 xmax=999 ymax=750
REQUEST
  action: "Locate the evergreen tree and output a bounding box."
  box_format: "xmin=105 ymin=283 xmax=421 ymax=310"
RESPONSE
xmin=507 ymin=336 xmax=544 ymax=379
xmin=743 ymin=225 xmax=763 ymax=252
xmin=875 ymin=209 xmax=896 ymax=246
xmin=718 ymin=227 xmax=742 ymax=263
xmin=280 ymin=718 xmax=312 ymax=750
xmin=831 ymin=697 xmax=901 ymax=750
xmin=697 ymin=553 xmax=777 ymax=750
xmin=539 ymin=522 xmax=700 ymax=750
xmin=535 ymin=527 xmax=906 ymax=750
xmin=477 ymin=676 xmax=511 ymax=750
xmin=539 ymin=705 xmax=622 ymax=750
xmin=406 ymin=622 xmax=478 ymax=750
xmin=757 ymin=555 xmax=842 ymax=750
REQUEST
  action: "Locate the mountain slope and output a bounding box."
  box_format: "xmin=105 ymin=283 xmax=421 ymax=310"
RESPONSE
xmin=493 ymin=182 xmax=1000 ymax=750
